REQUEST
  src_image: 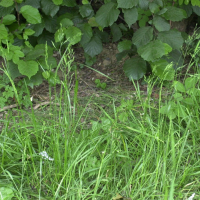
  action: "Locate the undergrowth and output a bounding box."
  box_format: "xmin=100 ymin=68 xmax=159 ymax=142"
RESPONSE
xmin=0 ymin=43 xmax=200 ymax=200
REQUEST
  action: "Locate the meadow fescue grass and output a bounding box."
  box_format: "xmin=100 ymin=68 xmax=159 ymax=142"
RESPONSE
xmin=0 ymin=44 xmax=200 ymax=200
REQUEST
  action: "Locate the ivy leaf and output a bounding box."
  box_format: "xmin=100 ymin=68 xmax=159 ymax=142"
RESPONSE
xmin=41 ymin=0 xmax=59 ymax=17
xmin=20 ymin=5 xmax=41 ymax=24
xmin=151 ymin=59 xmax=175 ymax=80
xmin=117 ymin=0 xmax=138 ymax=8
xmin=123 ymin=7 xmax=138 ymax=28
xmin=79 ymin=4 xmax=94 ymax=18
xmin=52 ymin=0 xmax=63 ymax=5
xmin=132 ymin=26 xmax=153 ymax=48
xmin=138 ymin=40 xmax=172 ymax=62
xmin=123 ymin=57 xmax=147 ymax=80
xmin=0 ymin=24 xmax=8 ymax=40
xmin=152 ymin=15 xmax=170 ymax=31
xmin=2 ymin=14 xmax=16 ymax=25
xmin=83 ymin=35 xmax=103 ymax=57
xmin=18 ymin=60 xmax=39 ymax=79
xmin=95 ymin=2 xmax=120 ymax=28
xmin=118 ymin=40 xmax=132 ymax=52
xmin=163 ymin=6 xmax=187 ymax=21
xmin=111 ymin=23 xmax=122 ymax=42
xmin=0 ymin=0 xmax=14 ymax=7
xmin=157 ymin=29 xmax=184 ymax=49
xmin=64 ymin=26 xmax=82 ymax=45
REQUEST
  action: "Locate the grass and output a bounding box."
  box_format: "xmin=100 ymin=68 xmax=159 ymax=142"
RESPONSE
xmin=1 ymin=46 xmax=200 ymax=200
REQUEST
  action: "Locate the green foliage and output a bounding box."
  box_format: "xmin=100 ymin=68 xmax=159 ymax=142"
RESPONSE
xmin=0 ymin=0 xmax=199 ymax=95
xmin=160 ymin=75 xmax=200 ymax=119
xmin=95 ymin=79 xmax=107 ymax=89
xmin=0 ymin=180 xmax=14 ymax=200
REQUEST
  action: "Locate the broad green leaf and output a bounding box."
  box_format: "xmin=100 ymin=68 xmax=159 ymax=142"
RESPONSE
xmin=160 ymin=102 xmax=177 ymax=119
xmin=23 ymin=29 xmax=35 ymax=40
xmin=96 ymin=2 xmax=120 ymax=28
xmin=20 ymin=5 xmax=41 ymax=24
xmin=191 ymin=0 xmax=200 ymax=6
xmin=60 ymin=18 xmax=73 ymax=27
xmin=18 ymin=0 xmax=40 ymax=9
xmin=192 ymin=6 xmax=200 ymax=16
xmin=123 ymin=7 xmax=138 ymax=28
xmin=173 ymin=81 xmax=185 ymax=92
xmin=162 ymin=49 xmax=184 ymax=70
xmin=28 ymin=22 xmax=45 ymax=37
xmin=149 ymin=2 xmax=160 ymax=13
xmin=153 ymin=15 xmax=170 ymax=32
xmin=24 ymin=29 xmax=35 ymax=36
xmin=138 ymin=40 xmax=172 ymax=62
xmin=83 ymin=35 xmax=103 ymax=57
xmin=64 ymin=26 xmax=82 ymax=45
xmin=163 ymin=6 xmax=187 ymax=21
xmin=0 ymin=5 xmax=14 ymax=17
xmin=116 ymin=49 xmax=132 ymax=61
xmin=37 ymin=30 xmax=54 ymax=46
xmin=0 ymin=24 xmax=8 ymax=40
xmin=0 ymin=0 xmax=13 ymax=7
xmin=79 ymin=4 xmax=94 ymax=18
xmin=18 ymin=60 xmax=39 ymax=79
xmin=132 ymin=27 xmax=153 ymax=48
xmin=158 ymin=29 xmax=184 ymax=49
xmin=185 ymin=77 xmax=198 ymax=90
xmin=151 ymin=59 xmax=175 ymax=80
xmin=7 ymin=61 xmax=22 ymax=79
xmin=182 ymin=98 xmax=194 ymax=105
xmin=88 ymin=17 xmax=99 ymax=27
xmin=111 ymin=23 xmax=122 ymax=42
xmin=26 ymin=72 xmax=43 ymax=87
xmin=123 ymin=57 xmax=147 ymax=80
xmin=2 ymin=14 xmax=16 ymax=25
xmin=52 ymin=0 xmax=63 ymax=5
xmin=0 ymin=186 xmax=14 ymax=200
xmin=62 ymin=0 xmax=77 ymax=7
xmin=38 ymin=56 xmax=57 ymax=70
xmin=79 ymin=23 xmax=93 ymax=45
xmin=117 ymin=0 xmax=138 ymax=8
xmin=82 ymin=0 xmax=89 ymax=4
xmin=43 ymin=15 xmax=58 ymax=33
xmin=118 ymin=40 xmax=132 ymax=52
xmin=25 ymin=45 xmax=46 ymax=60
xmin=173 ymin=92 xmax=183 ymax=101
xmin=139 ymin=0 xmax=149 ymax=9
xmin=139 ymin=15 xmax=149 ymax=27
xmin=55 ymin=27 xmax=65 ymax=42
xmin=41 ymin=0 xmax=59 ymax=17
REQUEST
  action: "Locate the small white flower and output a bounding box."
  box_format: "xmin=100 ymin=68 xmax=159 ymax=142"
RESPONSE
xmin=39 ymin=151 xmax=54 ymax=161
xmin=188 ymin=193 xmax=195 ymax=200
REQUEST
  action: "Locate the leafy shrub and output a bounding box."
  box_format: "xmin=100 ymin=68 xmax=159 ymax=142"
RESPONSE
xmin=0 ymin=0 xmax=200 ymax=91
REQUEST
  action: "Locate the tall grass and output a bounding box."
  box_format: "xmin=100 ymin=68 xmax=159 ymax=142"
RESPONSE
xmin=0 ymin=43 xmax=200 ymax=200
